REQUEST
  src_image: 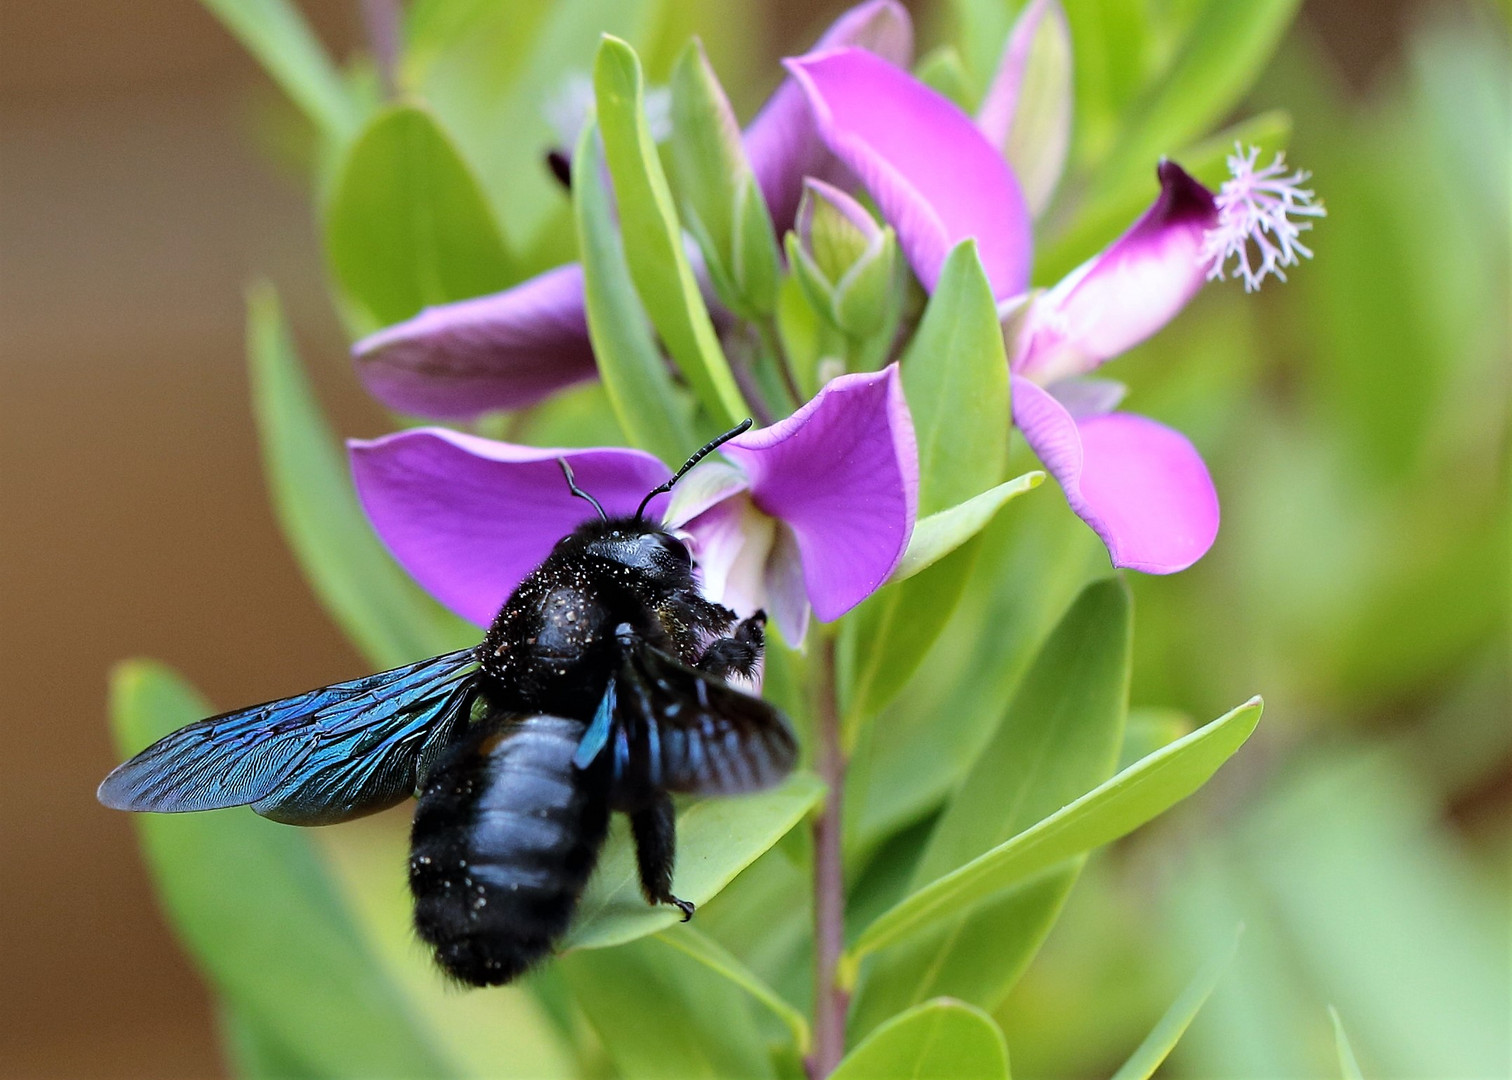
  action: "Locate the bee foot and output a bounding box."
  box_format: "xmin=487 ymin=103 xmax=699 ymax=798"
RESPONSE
xmin=670 ymin=896 xmax=695 ymax=922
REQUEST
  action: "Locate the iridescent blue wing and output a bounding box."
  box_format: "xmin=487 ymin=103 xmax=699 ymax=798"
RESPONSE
xmin=98 ymin=650 xmax=479 ymax=825
xmin=603 ymin=644 xmax=797 ymax=798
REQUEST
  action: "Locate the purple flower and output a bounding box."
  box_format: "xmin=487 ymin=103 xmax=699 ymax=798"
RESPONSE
xmin=349 ymin=368 xmax=916 ymax=645
xmin=353 ymin=1 xmax=913 ymax=420
xmin=786 ymin=19 xmax=1319 ymax=575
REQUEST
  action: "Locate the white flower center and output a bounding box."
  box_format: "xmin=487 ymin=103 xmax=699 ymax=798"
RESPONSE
xmin=1200 ymin=144 xmax=1326 ymax=292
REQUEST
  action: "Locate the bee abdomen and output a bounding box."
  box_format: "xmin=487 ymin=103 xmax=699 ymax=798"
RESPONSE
xmin=409 ymin=713 xmax=609 ymax=986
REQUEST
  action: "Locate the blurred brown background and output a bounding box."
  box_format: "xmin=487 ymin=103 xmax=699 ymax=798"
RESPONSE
xmin=0 ymin=1 xmax=1420 ymax=1077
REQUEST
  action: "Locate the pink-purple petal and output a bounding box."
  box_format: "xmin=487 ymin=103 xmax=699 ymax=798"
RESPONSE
xmin=764 ymin=524 xmax=812 ymax=646
xmin=745 ymin=0 xmax=913 ymax=234
xmin=352 ymin=264 xmax=598 ymax=419
xmin=1012 ymin=376 xmax=1218 ymax=574
xmin=349 ymin=429 xmax=671 ymax=625
xmin=1015 ymin=161 xmax=1217 ymax=381
xmin=721 ymin=367 xmax=917 ymax=621
xmin=785 ymin=48 xmax=1031 ymax=299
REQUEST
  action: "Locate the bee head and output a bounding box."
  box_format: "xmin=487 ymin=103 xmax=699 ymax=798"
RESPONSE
xmin=553 ymin=420 xmax=753 ymax=590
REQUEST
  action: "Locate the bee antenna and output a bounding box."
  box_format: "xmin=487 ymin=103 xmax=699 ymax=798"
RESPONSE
xmin=635 ymin=419 xmax=753 ymax=521
xmin=557 ymin=458 xmax=607 ymax=522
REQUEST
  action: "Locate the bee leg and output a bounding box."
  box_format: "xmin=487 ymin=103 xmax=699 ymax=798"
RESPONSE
xmin=630 ymin=791 xmax=694 ymax=921
xmin=696 ymin=610 xmax=766 ymax=681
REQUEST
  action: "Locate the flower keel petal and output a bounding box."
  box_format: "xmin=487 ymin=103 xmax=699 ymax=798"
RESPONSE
xmin=1016 ymin=161 xmax=1216 ymax=382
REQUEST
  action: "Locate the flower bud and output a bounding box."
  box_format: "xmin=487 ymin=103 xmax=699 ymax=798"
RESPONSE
xmin=790 ymin=179 xmax=897 ymax=338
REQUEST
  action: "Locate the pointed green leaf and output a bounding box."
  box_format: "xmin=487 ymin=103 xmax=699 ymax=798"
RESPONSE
xmin=594 ymin=35 xmax=748 ymax=427
xmin=324 ymin=104 xmax=515 ymax=328
xmin=1329 ymin=1006 xmax=1366 ymax=1080
xmin=999 ymin=0 xmax=1074 ymax=215
xmin=653 ymin=924 xmax=810 ymax=1054
xmin=849 ymin=697 xmax=1263 ymax=965
xmin=573 ymin=121 xmax=695 ymax=463
xmin=851 ymin=579 xmax=1131 ymax=1032
xmin=110 ymin=662 xmax=450 ymax=1079
xmin=901 ymin=239 xmax=1010 ymax=516
xmin=248 ymin=285 xmax=474 ymax=670
xmin=831 ymin=1000 xmax=1009 ymax=1080
xmin=668 ymin=40 xmax=780 ymax=319
xmin=565 ymin=772 xmax=825 ymax=950
xmin=200 ymin=0 xmax=359 ymax=141
xmin=1110 ymin=926 xmax=1242 ymax=1080
xmin=890 ymin=472 xmax=1044 ymax=582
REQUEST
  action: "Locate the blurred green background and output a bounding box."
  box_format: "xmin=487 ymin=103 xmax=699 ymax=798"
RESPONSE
xmin=0 ymin=1 xmax=1505 ymax=1077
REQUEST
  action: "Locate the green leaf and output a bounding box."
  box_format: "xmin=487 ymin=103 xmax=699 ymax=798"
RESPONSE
xmin=850 ymin=579 xmax=1131 ymax=1032
xmin=838 ymin=242 xmax=1011 ymax=731
xmin=1109 ymin=926 xmax=1242 ymax=1080
xmin=1329 ymin=1006 xmax=1366 ymax=1080
xmin=654 ymin=924 xmax=811 ymax=1054
xmin=1098 ymin=0 xmax=1301 ymax=194
xmin=220 ymin=1006 xmax=321 ymax=1080
xmin=668 ymin=40 xmax=780 ymax=319
xmin=247 ymin=286 xmax=474 ymax=670
xmin=594 ymin=35 xmax=748 ymax=427
xmin=110 ymin=662 xmax=450 ymax=1079
xmin=324 ymin=104 xmax=514 ymax=328
xmin=559 ymin=936 xmax=776 ymax=1079
xmin=200 ymin=0 xmax=358 ymax=141
xmin=318 ymin=820 xmax=576 ymax=1079
xmin=831 ymin=1000 xmax=1010 ymax=1080
xmin=840 ymin=541 xmax=983 ymax=745
xmin=565 ymin=772 xmax=825 ymax=950
xmin=901 ymin=240 xmax=1011 ymax=516
xmin=891 ymin=473 xmax=1044 ymax=581
xmin=573 ymin=121 xmax=695 ymax=463
xmin=415 ymin=0 xmax=661 ymax=261
xmin=848 ymin=697 xmax=1263 ymax=966
xmin=999 ymin=0 xmax=1074 ymax=216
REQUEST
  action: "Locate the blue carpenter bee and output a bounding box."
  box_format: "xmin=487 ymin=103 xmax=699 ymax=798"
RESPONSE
xmin=100 ymin=422 xmax=796 ymax=986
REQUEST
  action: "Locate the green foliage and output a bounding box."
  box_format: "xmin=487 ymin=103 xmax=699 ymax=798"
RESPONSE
xmin=668 ymin=40 xmax=780 ymax=320
xmin=572 ymin=121 xmax=696 ymax=463
xmin=850 ymin=578 xmax=1132 ymax=1032
xmin=247 ymin=285 xmax=473 ymax=669
xmin=136 ymin=1 xmax=1511 ymax=1076
xmin=324 ymin=104 xmax=515 ymax=330
xmin=849 ymin=697 xmax=1262 ymax=968
xmin=838 ymin=242 xmax=1012 ymax=734
xmin=831 ymin=1000 xmax=1010 ymax=1080
xmin=566 ymin=772 xmax=825 ymax=950
xmin=200 ymin=0 xmax=360 ymax=141
xmin=1109 ymin=927 xmax=1240 ymax=1080
xmin=109 ymin=662 xmax=451 ymax=1079
xmin=593 ymin=35 xmax=748 ymax=429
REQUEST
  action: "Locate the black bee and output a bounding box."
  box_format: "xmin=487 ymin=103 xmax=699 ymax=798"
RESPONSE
xmin=99 ymin=421 xmax=797 ymax=986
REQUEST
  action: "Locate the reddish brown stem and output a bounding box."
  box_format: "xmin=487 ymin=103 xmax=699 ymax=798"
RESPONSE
xmin=807 ymin=634 xmax=848 ymax=1079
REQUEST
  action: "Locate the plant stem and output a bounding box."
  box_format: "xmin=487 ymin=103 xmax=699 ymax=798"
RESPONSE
xmin=807 ymin=632 xmax=848 ymax=1079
